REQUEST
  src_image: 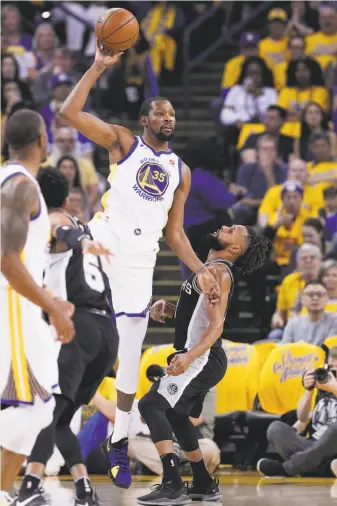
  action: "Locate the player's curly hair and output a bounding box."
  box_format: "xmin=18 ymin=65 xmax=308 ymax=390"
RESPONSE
xmin=235 ymin=227 xmax=271 ymax=275
xmin=37 ymin=166 xmax=69 ymax=209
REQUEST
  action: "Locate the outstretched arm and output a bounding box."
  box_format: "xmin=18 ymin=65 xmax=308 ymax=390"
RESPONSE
xmin=1 ymin=176 xmax=74 ymax=341
xmin=166 ymin=163 xmax=220 ymax=302
xmin=60 ymin=47 xmax=134 ymax=152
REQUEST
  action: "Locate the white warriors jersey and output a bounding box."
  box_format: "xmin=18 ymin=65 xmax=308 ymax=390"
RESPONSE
xmin=0 ymin=164 xmax=50 ymax=300
xmin=97 ymin=136 xmax=182 ymax=252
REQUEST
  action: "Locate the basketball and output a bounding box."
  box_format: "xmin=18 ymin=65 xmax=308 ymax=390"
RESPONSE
xmin=95 ymin=8 xmax=139 ymax=53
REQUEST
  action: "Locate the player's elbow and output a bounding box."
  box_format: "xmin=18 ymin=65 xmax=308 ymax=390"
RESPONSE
xmin=59 ymin=104 xmax=73 ymax=124
xmin=165 ymin=226 xmax=184 ymax=247
xmin=1 ymin=254 xmax=15 ymax=277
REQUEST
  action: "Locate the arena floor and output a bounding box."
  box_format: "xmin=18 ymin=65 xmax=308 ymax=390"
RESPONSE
xmin=15 ymin=470 xmax=337 ymax=505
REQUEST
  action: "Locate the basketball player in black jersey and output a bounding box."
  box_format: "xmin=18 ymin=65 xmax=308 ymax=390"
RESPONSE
xmin=14 ymin=168 xmax=119 ymax=506
xmin=137 ymin=225 xmax=270 ymax=505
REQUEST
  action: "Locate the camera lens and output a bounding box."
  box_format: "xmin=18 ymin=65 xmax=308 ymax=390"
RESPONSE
xmin=313 ymin=368 xmax=329 ymax=384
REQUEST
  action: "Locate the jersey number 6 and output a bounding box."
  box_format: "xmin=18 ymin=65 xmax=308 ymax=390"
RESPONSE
xmin=83 ymin=254 xmax=105 ymax=293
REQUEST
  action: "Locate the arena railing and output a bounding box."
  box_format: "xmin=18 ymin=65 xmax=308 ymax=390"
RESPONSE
xmin=182 ymin=1 xmax=275 ymax=119
xmin=55 ymin=4 xmax=159 ymax=102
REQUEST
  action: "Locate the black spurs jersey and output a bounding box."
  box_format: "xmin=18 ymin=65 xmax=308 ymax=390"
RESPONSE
xmin=174 ymin=259 xmax=234 ymax=352
xmin=44 ymin=214 xmax=112 ymax=314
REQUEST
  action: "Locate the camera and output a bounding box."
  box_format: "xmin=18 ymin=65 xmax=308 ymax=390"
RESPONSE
xmin=313 ymin=367 xmax=337 ymax=384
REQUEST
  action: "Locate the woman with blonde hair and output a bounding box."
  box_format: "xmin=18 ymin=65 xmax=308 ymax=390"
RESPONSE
xmin=318 ymin=259 xmax=337 ymax=312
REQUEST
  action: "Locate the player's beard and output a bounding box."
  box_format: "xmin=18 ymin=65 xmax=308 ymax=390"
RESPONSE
xmin=206 ymin=232 xmax=230 ymax=252
xmin=152 ymin=125 xmax=174 ymax=142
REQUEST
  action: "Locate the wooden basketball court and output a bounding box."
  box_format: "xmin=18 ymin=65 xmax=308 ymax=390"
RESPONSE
xmin=15 ymin=469 xmax=337 ymax=505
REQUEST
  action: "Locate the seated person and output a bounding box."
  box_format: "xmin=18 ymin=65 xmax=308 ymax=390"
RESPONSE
xmin=320 ymin=186 xmax=337 ymax=242
xmin=317 ymin=260 xmax=337 ymax=313
xmin=258 ymin=159 xmax=323 ymax=229
xmin=258 ymin=346 xmax=337 ymax=477
xmin=269 ymin=243 xmax=322 ymax=336
xmin=307 ymin=132 xmax=337 ymax=187
xmin=39 ymin=73 xmax=74 ymax=131
xmin=241 ymin=105 xmax=294 ymax=164
xmin=305 ymin=4 xmax=337 ymax=71
xmin=294 ymin=101 xmax=337 ymax=162
xmin=220 ymin=56 xmax=277 ymax=129
xmin=259 ymin=8 xmax=289 ymax=68
xmin=273 ymin=35 xmax=306 ymax=91
xmin=280 ymin=280 xmax=337 ymax=345
xmin=262 ymin=181 xmax=311 ymax=270
xmin=66 ymin=187 xmax=87 ymax=223
xmin=278 ymin=58 xmax=330 ymax=120
xmin=221 ymin=32 xmax=260 ymax=90
xmin=233 ymin=135 xmax=287 ymax=225
xmin=286 ymin=1 xmax=318 ymax=39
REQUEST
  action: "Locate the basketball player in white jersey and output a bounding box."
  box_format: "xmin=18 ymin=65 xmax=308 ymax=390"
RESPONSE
xmin=59 ymin=47 xmax=220 ymax=489
xmin=0 ymin=109 xmax=74 ymax=504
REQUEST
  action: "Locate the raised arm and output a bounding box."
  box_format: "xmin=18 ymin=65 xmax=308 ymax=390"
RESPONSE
xmin=1 ymin=176 xmax=74 ymax=341
xmin=165 ymin=163 xmax=220 ymax=302
xmin=60 ymin=47 xmax=134 ymax=153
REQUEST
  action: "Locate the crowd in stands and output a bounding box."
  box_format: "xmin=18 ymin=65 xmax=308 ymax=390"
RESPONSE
xmin=1 ymin=0 xmax=337 ymax=478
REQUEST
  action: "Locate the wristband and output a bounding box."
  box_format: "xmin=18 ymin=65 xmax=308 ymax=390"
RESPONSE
xmin=55 ymin=225 xmax=90 ymax=250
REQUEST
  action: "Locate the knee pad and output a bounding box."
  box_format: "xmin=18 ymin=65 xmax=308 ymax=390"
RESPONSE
xmin=166 ymin=409 xmax=199 ymax=453
xmin=138 ymin=392 xmax=172 ymax=444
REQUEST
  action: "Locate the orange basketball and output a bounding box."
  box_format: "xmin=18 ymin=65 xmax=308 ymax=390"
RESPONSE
xmin=95 ymin=8 xmax=139 ymax=53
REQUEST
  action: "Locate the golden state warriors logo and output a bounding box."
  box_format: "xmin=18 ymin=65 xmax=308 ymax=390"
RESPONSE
xmin=133 ymin=162 xmax=169 ymax=202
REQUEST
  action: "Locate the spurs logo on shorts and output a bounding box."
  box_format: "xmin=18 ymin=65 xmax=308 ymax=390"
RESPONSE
xmin=167 ymin=383 xmax=178 ymax=395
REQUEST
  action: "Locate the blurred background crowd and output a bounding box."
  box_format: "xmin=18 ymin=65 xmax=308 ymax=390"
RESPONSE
xmin=2 ymin=0 xmax=337 ymax=476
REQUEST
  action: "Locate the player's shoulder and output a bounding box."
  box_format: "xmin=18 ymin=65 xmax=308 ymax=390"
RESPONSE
xmin=207 ymin=262 xmax=233 ymax=287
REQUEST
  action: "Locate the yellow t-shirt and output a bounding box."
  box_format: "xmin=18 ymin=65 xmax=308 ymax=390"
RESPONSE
xmin=307 ymin=161 xmax=337 ymax=190
xmin=258 ymin=184 xmax=323 ymax=221
xmin=305 ymin=31 xmax=337 ymax=70
xmin=221 ymin=54 xmax=245 ymax=89
xmin=269 ymin=209 xmax=307 ymax=266
xmin=277 ymin=271 xmax=306 ymax=319
xmin=259 ymin=36 xmax=289 ymax=67
xmin=272 ymin=61 xmax=287 ymax=91
xmin=278 ymin=86 xmax=330 ymax=114
xmin=43 ymin=155 xmax=99 ymax=188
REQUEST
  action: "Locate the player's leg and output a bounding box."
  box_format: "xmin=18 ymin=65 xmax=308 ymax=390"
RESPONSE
xmin=101 ymin=314 xmax=148 ymax=489
xmin=137 ymin=390 xmax=190 ymax=505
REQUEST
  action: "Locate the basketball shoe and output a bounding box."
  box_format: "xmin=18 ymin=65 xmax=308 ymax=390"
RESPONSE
xmin=186 ymin=476 xmax=221 ymax=501
xmin=137 ymin=482 xmax=191 ymax=505
xmin=100 ymin=436 xmax=131 ymax=489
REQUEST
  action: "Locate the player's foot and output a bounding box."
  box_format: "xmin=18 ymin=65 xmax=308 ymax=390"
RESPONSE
xmin=331 ymin=459 xmax=337 ymax=478
xmin=100 ymin=436 xmax=131 ymax=489
xmin=137 ymin=482 xmax=191 ymax=505
xmin=10 ymin=485 xmax=48 ymax=506
xmin=74 ymin=489 xmax=100 ymax=506
xmin=186 ymin=476 xmax=221 ymax=501
xmin=257 ymin=458 xmax=291 ymax=477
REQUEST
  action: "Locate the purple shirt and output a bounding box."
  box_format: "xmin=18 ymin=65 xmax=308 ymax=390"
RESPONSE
xmin=326 ymin=212 xmax=337 ymax=240
xmin=19 ymin=34 xmax=33 ymax=51
xmin=184 ymin=168 xmax=235 ymax=228
xmin=237 ymin=162 xmax=287 ymax=198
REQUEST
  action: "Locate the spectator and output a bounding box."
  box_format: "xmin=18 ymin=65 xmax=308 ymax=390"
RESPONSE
xmin=39 ymin=73 xmax=74 ymax=131
xmin=294 ymin=102 xmax=337 ymax=162
xmin=305 ymin=4 xmax=337 ymax=72
xmin=221 ymin=32 xmax=260 ymax=90
xmin=179 ymin=138 xmax=239 ymax=279
xmin=320 ymin=186 xmax=337 ymax=242
xmin=286 ymin=1 xmax=319 ymax=38
xmin=44 ymin=127 xmax=98 ymax=209
xmin=270 ymin=243 xmax=322 ymax=336
xmin=141 ymin=1 xmax=184 ymax=76
xmin=278 ymin=58 xmax=329 ymax=120
xmin=2 ymin=4 xmax=36 ymax=81
xmin=284 ymin=218 xmax=326 ymax=278
xmin=258 ymin=159 xmax=323 ymax=229
xmin=280 ymin=280 xmax=337 ymax=345
xmin=220 ymin=57 xmax=276 ymax=128
xmin=273 ymin=35 xmax=307 ymax=91
xmin=259 ymin=346 xmax=337 ymax=478
xmin=233 ymin=135 xmax=287 ymax=225
xmin=56 ymin=155 xmax=82 ymax=192
xmin=241 ymin=105 xmax=294 ymax=164
xmin=259 ymin=8 xmax=288 ymax=68
xmin=32 ymin=47 xmax=78 ymax=109
xmin=32 ymin=23 xmax=59 ymax=71
xmin=317 ymin=259 xmax=337 ymax=313
xmin=1 ymin=53 xmax=20 ymax=81
xmin=307 ymin=132 xmax=337 ymax=187
xmin=65 ymin=187 xmax=87 ymax=223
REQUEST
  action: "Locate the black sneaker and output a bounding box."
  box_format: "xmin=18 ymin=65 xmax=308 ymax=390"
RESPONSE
xmin=187 ymin=477 xmax=221 ymax=501
xmin=11 ymin=485 xmax=48 ymax=505
xmin=137 ymin=482 xmax=191 ymax=505
xmin=74 ymin=489 xmax=100 ymax=506
xmin=257 ymin=459 xmax=290 ymax=477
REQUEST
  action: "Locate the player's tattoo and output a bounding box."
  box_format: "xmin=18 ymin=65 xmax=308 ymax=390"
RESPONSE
xmin=1 ymin=176 xmax=39 ymax=257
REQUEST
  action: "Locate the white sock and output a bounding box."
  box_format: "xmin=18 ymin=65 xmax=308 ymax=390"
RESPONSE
xmin=110 ymin=408 xmax=131 ymax=443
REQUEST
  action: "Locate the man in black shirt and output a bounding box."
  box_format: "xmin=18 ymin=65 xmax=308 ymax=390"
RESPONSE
xmin=241 ymin=105 xmax=294 ymax=164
